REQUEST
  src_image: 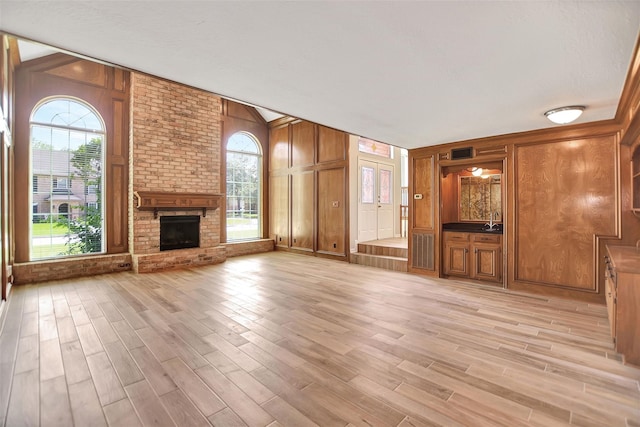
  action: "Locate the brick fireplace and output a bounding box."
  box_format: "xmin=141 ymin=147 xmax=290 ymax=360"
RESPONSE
xmin=130 ymin=73 xmax=226 ymax=273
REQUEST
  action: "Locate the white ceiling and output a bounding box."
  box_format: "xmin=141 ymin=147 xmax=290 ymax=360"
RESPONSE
xmin=1 ymin=1 xmax=639 ymax=150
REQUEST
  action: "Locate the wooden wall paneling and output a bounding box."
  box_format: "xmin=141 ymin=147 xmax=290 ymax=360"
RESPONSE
xmin=440 ymin=172 xmax=457 ymax=224
xmin=0 ymin=36 xmax=6 ymax=301
xmin=291 ymin=171 xmax=314 ymax=250
xmin=291 ymin=121 xmax=315 ymax=168
xmin=412 ymin=155 xmax=434 ymax=230
xmin=317 ymin=167 xmax=346 ymax=255
xmin=44 ymin=58 xmax=108 ymax=88
xmin=220 ymin=120 xmax=227 ymax=244
xmin=269 ymin=125 xmax=289 ymax=171
xmin=269 ymin=174 xmax=289 ymax=247
xmin=317 ymin=125 xmax=346 ymax=163
xmin=0 ymin=131 xmax=7 ymax=301
xmin=109 ymin=164 xmax=126 ymax=251
xmin=113 ymin=68 xmax=126 ymax=92
xmin=514 ymin=135 xmax=618 ymax=292
xmin=107 ymin=95 xmax=129 ymax=253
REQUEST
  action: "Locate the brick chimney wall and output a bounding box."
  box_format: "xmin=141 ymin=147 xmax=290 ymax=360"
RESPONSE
xmin=130 ymin=73 xmax=225 ymax=272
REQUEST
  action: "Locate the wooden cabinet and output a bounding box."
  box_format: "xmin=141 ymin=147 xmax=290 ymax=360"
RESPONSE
xmin=443 ymin=232 xmax=470 ymax=277
xmin=604 ymin=245 xmax=640 ymax=366
xmin=633 ymin=145 xmax=640 ymax=212
xmin=443 ymin=231 xmax=502 ymax=284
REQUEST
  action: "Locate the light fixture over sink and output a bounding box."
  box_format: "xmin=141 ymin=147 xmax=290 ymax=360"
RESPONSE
xmin=544 ymin=106 xmax=585 ymax=124
xmin=471 ymin=167 xmax=483 ymax=176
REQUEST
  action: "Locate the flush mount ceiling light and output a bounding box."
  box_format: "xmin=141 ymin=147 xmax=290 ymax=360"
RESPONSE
xmin=544 ymin=106 xmax=585 ymax=124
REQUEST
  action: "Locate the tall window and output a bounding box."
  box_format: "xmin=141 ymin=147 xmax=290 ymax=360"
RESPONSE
xmin=226 ymin=132 xmax=261 ymax=241
xmin=30 ymin=97 xmax=105 ymax=259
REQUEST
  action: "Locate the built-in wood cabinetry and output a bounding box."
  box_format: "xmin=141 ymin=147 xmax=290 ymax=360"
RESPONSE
xmin=443 ymin=232 xmax=502 ymax=284
xmin=633 ymin=145 xmax=640 ymax=212
xmin=269 ymin=119 xmax=348 ymax=258
xmin=604 ymin=245 xmax=640 ymax=366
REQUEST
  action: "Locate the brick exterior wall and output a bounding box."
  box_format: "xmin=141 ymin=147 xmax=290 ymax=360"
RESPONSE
xmin=130 ymin=73 xmax=225 ymax=272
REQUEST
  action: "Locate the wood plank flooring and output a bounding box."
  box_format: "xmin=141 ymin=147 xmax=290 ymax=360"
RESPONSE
xmin=0 ymin=251 xmax=639 ymax=427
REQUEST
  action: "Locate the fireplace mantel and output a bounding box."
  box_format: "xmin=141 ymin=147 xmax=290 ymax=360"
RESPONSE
xmin=134 ymin=191 xmax=223 ymax=219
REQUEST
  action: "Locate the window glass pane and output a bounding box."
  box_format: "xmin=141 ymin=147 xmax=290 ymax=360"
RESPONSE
xmin=226 ymin=133 xmax=261 ymax=241
xmin=227 ymin=132 xmax=260 ymax=154
xmin=32 ymin=98 xmax=103 ymax=131
xmin=30 ymin=98 xmax=105 ymax=260
xmin=358 ymin=137 xmax=391 ymax=158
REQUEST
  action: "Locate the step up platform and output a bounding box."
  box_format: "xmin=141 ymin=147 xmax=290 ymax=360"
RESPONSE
xmin=350 ymin=238 xmax=408 ymax=272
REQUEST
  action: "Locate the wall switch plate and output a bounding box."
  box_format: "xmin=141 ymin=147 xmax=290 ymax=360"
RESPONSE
xmin=414 ymin=194 xmax=423 ymax=199
xmin=332 ymin=201 xmax=339 ymax=207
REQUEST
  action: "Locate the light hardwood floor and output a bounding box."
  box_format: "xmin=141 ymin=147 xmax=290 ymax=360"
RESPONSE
xmin=0 ymin=251 xmax=639 ymax=427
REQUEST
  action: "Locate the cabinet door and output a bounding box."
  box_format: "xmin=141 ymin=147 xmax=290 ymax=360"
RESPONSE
xmin=443 ymin=243 xmax=469 ymax=277
xmin=604 ymin=276 xmax=616 ymax=341
xmin=471 ymin=244 xmax=501 ymax=282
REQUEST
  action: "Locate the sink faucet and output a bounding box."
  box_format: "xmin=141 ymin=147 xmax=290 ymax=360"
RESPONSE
xmin=485 ymin=211 xmax=499 ymax=230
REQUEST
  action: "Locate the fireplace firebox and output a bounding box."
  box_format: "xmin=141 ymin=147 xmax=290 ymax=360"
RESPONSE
xmin=160 ymin=215 xmax=200 ymax=251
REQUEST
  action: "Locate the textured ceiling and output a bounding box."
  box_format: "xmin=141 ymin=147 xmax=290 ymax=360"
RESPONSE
xmin=1 ymin=1 xmax=639 ymax=149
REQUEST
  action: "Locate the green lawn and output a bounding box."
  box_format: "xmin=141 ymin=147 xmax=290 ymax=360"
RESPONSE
xmin=32 ymin=222 xmax=69 ymax=236
xmin=227 ymin=218 xmax=255 ymax=226
xmin=227 ymin=229 xmax=261 ymax=240
xmin=31 ymin=243 xmax=69 ymax=259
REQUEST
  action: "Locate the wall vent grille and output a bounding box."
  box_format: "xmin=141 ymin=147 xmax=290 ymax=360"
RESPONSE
xmin=412 ymin=233 xmax=435 ymax=270
xmin=451 ymin=147 xmax=474 ymax=160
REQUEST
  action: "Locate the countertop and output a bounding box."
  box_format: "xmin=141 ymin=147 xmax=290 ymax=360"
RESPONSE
xmin=606 ymin=244 xmax=640 ymax=274
xmin=442 ymin=222 xmax=503 ymax=234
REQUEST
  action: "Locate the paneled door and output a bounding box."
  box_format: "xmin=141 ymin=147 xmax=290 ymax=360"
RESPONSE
xmin=358 ymin=160 xmax=394 ymax=242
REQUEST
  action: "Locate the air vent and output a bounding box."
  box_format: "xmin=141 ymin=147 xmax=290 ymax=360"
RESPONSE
xmin=412 ymin=233 xmax=435 ymax=270
xmin=451 ymin=147 xmax=474 ymax=160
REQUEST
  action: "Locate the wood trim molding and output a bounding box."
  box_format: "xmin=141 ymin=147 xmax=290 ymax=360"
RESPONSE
xmin=134 ymin=191 xmax=223 ymax=219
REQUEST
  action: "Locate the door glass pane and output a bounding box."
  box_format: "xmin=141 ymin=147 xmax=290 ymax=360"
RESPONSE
xmin=362 ymin=166 xmax=374 ymax=204
xmin=379 ymin=169 xmax=392 ymax=204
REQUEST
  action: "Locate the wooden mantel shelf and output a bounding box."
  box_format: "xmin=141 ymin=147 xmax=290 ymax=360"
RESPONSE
xmin=134 ymin=191 xmax=223 ymax=219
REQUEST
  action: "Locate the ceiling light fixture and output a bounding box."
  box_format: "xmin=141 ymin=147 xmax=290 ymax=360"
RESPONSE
xmin=470 ymin=167 xmax=483 ymax=176
xmin=544 ymin=106 xmax=585 ymax=124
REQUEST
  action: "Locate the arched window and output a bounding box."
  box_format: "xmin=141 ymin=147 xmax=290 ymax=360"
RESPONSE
xmin=226 ymin=132 xmax=262 ymax=241
xmin=30 ymin=97 xmax=105 ymax=259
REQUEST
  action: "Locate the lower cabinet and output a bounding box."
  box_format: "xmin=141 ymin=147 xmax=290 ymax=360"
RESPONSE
xmin=443 ymin=231 xmax=502 ymax=284
xmin=605 ymin=245 xmax=640 ymax=366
